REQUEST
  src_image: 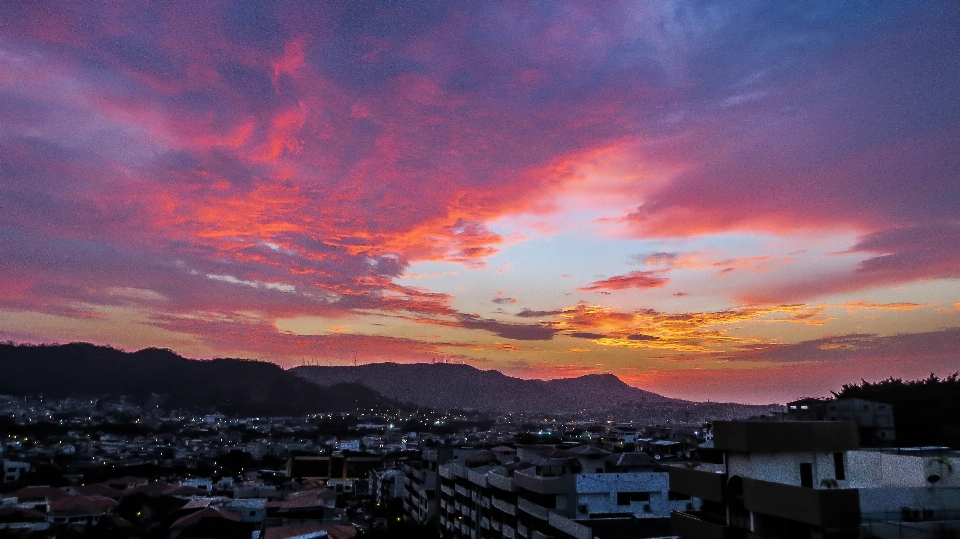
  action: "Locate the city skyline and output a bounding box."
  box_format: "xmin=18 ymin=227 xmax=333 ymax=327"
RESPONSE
xmin=1 ymin=2 xmax=959 ymax=404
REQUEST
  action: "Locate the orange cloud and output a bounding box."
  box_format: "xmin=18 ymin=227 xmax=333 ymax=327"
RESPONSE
xmin=839 ymin=300 xmax=930 ymax=312
xmin=548 ymin=302 xmax=829 ymax=353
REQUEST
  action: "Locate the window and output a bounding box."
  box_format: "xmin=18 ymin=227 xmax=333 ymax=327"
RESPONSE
xmin=800 ymin=463 xmax=813 ymax=488
xmin=617 ymin=492 xmax=650 ymax=505
xmin=669 ymin=492 xmax=691 ymax=501
xmin=834 ymin=453 xmax=845 ymax=480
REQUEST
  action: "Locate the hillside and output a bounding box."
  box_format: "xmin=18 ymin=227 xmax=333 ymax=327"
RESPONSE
xmin=292 ymin=362 xmax=677 ymax=414
xmin=0 ymin=343 xmax=397 ymax=416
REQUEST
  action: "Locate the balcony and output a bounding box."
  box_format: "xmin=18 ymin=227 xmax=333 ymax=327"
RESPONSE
xmin=480 ymin=496 xmax=491 ymax=509
xmin=441 ymin=485 xmax=455 ymax=498
xmin=513 ymin=471 xmax=573 ymax=495
xmin=503 ymin=525 xmax=516 ymax=539
xmin=487 ymin=473 xmax=516 ymax=492
xmin=741 ymin=477 xmax=861 ymax=527
xmin=456 ymin=484 xmax=469 ymax=497
xmin=517 ymin=522 xmax=529 ymax=538
xmin=480 ymin=516 xmax=490 ymax=529
xmin=492 ymin=498 xmax=517 ymax=515
xmin=671 ymin=511 xmax=737 ymax=539
xmin=517 ymin=497 xmax=552 ymax=521
xmin=532 ymin=530 xmax=554 ymax=539
xmin=548 ymin=513 xmax=591 ymax=539
xmin=408 ymin=468 xmax=426 ymax=483
xmin=468 ymin=469 xmax=489 ymax=487
xmin=668 ymin=466 xmax=725 ymax=503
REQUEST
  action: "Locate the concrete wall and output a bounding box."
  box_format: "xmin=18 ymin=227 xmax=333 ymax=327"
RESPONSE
xmin=727 ymin=451 xmax=842 ymax=487
xmin=861 ymin=519 xmax=960 ymax=539
xmin=858 ymin=487 xmax=960 ymax=515
xmin=847 ymin=452 xmax=960 ymax=488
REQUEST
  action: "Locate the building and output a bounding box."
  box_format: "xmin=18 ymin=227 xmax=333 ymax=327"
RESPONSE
xmin=786 ymin=397 xmax=896 ymax=446
xmin=786 ymin=398 xmax=828 ymax=421
xmin=825 ymin=398 xmax=896 ymax=445
xmin=369 ymin=467 xmax=406 ymax=507
xmin=424 ymin=445 xmax=699 ymax=539
xmin=668 ymin=421 xmax=960 ymax=539
xmin=2 ymin=460 xmax=29 ymax=483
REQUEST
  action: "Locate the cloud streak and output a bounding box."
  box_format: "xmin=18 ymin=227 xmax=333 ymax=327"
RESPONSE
xmin=579 ymin=270 xmax=671 ymax=291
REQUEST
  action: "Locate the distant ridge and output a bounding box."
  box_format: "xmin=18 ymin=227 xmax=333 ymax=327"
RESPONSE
xmin=293 ymin=362 xmax=678 ymax=414
xmin=0 ymin=342 xmax=397 ymax=416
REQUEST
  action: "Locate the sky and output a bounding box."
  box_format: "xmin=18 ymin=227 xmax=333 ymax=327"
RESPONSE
xmin=1 ymin=1 xmax=959 ymax=404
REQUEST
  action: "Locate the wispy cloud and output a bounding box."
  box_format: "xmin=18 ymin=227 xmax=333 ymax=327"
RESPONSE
xmin=579 ymin=270 xmax=671 ymax=291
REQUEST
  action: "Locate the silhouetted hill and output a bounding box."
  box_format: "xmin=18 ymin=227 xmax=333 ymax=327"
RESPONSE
xmin=292 ymin=362 xmax=678 ymax=414
xmin=0 ymin=343 xmax=396 ymax=416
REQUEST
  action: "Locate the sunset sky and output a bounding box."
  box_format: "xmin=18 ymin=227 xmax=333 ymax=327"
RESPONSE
xmin=2 ymin=1 xmax=959 ymax=404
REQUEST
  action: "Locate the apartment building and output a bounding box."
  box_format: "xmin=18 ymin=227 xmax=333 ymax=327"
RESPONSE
xmin=423 ymin=445 xmax=699 ymax=539
xmin=403 ymin=447 xmax=464 ymax=525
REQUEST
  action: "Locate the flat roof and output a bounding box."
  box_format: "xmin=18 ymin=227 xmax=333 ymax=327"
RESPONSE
xmin=714 ymin=421 xmax=859 ymax=453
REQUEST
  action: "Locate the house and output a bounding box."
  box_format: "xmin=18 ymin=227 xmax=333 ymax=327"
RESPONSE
xmin=169 ymin=506 xmax=254 ymax=539
xmin=102 ymin=475 xmax=149 ymax=491
xmin=266 ymin=488 xmax=338 ymax=526
xmin=47 ymin=494 xmax=119 ymax=526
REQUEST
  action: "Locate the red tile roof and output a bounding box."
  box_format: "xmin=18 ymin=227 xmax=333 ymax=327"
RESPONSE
xmin=48 ymin=495 xmax=119 ymax=517
xmin=75 ymin=483 xmax=121 ymax=498
xmin=263 ymin=524 xmax=357 ymax=539
xmin=170 ymin=507 xmax=243 ymax=529
xmin=9 ymin=485 xmax=72 ymax=502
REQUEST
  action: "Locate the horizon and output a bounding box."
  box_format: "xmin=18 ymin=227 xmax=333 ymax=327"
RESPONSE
xmin=2 ymin=2 xmax=958 ymax=406
xmin=8 ymin=340 xmax=955 ymax=407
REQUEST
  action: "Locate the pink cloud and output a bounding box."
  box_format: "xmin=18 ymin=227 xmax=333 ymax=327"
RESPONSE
xmin=0 ymin=1 xmax=957 ymax=380
xmin=579 ymin=270 xmax=671 ymax=291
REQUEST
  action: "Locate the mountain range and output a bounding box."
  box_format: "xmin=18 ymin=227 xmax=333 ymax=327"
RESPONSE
xmin=0 ymin=343 xmax=776 ymax=419
xmin=294 ymin=362 xmax=704 ymax=416
xmin=0 ymin=342 xmax=396 ymax=416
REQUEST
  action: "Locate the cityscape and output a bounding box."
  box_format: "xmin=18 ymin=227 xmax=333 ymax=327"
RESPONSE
xmin=2 ymin=1 xmax=960 ymax=538
xmin=1 ymin=343 xmax=959 ymax=538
